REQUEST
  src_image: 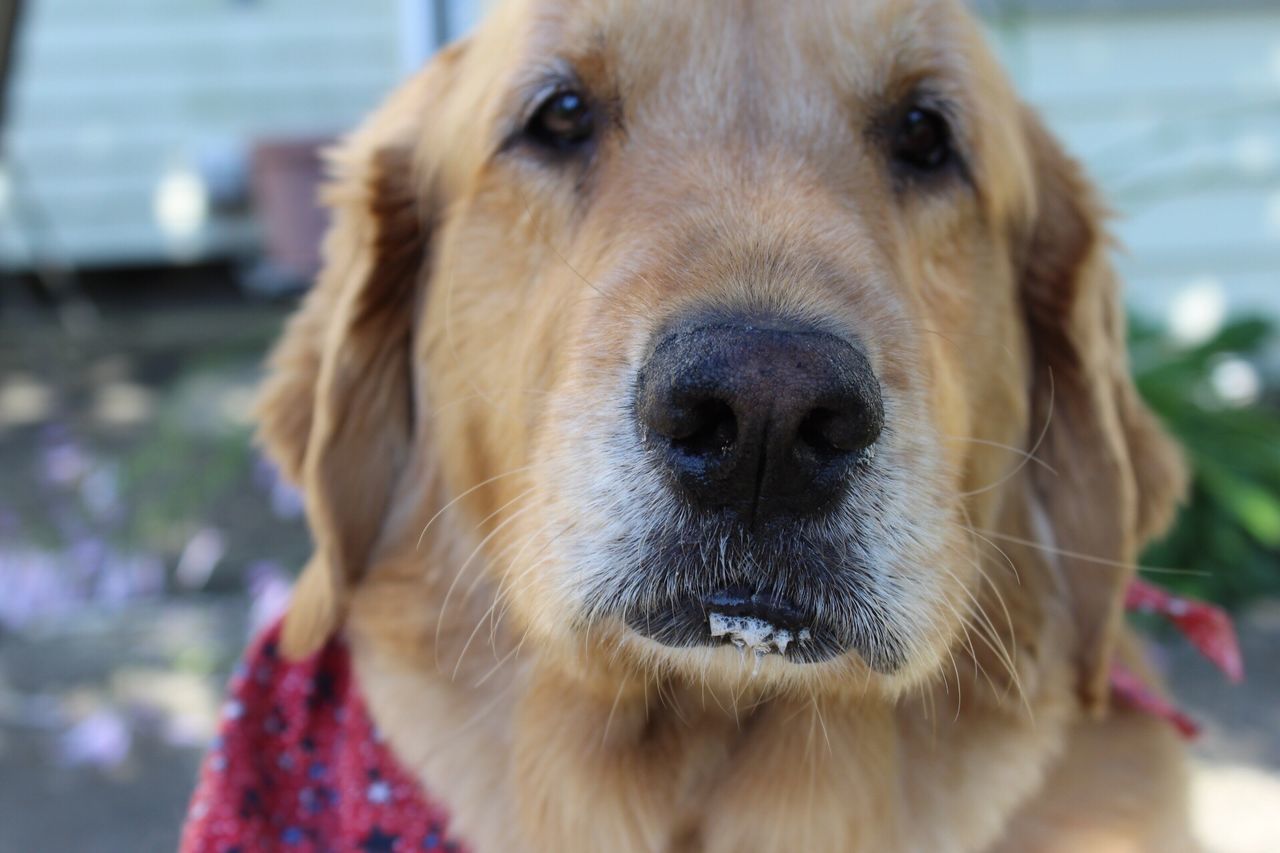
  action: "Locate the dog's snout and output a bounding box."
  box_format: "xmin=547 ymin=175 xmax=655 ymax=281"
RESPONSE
xmin=637 ymin=316 xmax=883 ymax=522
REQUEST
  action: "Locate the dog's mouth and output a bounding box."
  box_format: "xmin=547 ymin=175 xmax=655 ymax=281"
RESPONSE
xmin=625 ymin=588 xmax=846 ymax=665
xmin=601 ymin=521 xmax=909 ymax=672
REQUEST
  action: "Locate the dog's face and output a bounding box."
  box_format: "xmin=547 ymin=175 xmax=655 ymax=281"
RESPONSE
xmin=262 ymin=0 xmax=1184 ymax=704
xmin=422 ymin=0 xmax=1037 ymax=691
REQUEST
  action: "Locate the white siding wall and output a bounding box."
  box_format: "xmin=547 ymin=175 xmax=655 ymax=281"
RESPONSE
xmin=1 ymin=0 xmax=407 ymax=267
xmin=2 ymin=2 xmax=1277 ymax=320
xmin=993 ymin=8 xmax=1280 ymax=319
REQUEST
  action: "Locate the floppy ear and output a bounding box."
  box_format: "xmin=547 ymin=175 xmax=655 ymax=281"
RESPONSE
xmin=1018 ymin=109 xmax=1187 ymax=712
xmin=255 ymin=57 xmax=457 ymax=659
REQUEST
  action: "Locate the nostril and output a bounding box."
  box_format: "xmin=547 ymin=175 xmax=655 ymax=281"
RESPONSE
xmin=669 ymin=400 xmax=737 ymax=458
xmin=797 ymin=408 xmax=844 ymax=455
xmin=797 ymin=405 xmax=880 ymax=456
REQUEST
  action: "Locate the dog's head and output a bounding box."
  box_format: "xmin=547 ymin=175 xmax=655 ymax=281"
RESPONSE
xmin=260 ymin=0 xmax=1184 ymax=709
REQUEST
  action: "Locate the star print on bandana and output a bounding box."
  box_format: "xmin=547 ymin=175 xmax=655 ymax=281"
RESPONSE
xmin=180 ymin=621 xmax=465 ymax=852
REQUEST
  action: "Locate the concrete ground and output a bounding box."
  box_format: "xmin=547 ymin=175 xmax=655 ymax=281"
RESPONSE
xmin=0 ymin=279 xmax=1276 ymax=852
xmin=1171 ymin=600 xmax=1280 ymax=853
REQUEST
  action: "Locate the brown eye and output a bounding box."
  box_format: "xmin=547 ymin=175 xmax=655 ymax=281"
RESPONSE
xmin=525 ymin=89 xmax=595 ymax=151
xmin=892 ymin=107 xmax=952 ymax=172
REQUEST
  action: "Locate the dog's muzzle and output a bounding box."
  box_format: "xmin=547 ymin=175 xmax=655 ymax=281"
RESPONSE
xmin=623 ymin=311 xmax=893 ymax=668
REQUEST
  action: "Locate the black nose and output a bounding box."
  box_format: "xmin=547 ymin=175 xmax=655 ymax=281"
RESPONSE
xmin=636 ymin=314 xmax=883 ymax=524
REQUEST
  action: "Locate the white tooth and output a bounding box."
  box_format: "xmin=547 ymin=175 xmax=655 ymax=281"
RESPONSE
xmin=751 ymin=647 xmax=766 ymax=677
xmin=709 ymin=612 xmax=814 ymax=661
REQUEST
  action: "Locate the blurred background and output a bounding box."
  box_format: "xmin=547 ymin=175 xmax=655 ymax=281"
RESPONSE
xmin=0 ymin=0 xmax=1277 ymax=850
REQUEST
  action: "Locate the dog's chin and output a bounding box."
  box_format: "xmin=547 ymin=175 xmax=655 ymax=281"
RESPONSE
xmin=593 ymin=520 xmax=913 ymax=676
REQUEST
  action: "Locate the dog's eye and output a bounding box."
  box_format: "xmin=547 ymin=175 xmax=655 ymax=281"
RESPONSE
xmin=892 ymin=106 xmax=952 ymax=172
xmin=525 ymin=89 xmax=596 ymax=151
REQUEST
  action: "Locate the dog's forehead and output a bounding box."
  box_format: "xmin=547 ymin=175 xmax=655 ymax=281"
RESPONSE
xmin=458 ymin=0 xmax=1031 ymax=239
xmin=502 ymin=0 xmax=975 ymax=105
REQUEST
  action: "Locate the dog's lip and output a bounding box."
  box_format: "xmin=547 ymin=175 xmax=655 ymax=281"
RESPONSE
xmin=702 ymin=588 xmax=810 ymax=632
xmin=624 ymin=588 xmax=844 ymax=663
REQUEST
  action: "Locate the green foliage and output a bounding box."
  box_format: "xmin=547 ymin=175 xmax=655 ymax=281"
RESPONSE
xmin=1132 ymin=317 xmax=1280 ymax=607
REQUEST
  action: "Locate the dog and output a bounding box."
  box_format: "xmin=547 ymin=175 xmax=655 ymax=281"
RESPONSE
xmin=190 ymin=0 xmax=1200 ymax=849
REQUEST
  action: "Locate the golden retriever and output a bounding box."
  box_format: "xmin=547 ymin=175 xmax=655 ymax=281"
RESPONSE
xmin=256 ymin=0 xmax=1195 ymax=849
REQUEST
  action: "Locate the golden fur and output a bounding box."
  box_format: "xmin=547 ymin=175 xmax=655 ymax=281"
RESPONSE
xmin=255 ymin=1 xmax=1195 ymax=849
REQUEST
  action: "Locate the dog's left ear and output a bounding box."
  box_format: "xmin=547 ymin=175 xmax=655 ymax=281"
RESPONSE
xmin=255 ymin=47 xmax=465 ymax=658
xmin=1017 ymin=107 xmax=1187 ymax=712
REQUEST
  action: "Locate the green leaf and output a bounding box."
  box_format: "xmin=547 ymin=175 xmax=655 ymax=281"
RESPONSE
xmin=1198 ymin=463 xmax=1280 ymax=548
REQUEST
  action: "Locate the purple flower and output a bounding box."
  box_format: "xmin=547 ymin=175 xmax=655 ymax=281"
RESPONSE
xmin=254 ymin=455 xmax=305 ymax=520
xmin=96 ymin=553 xmax=165 ymax=605
xmin=58 ymin=709 xmax=133 ymax=770
xmin=39 ymin=427 xmax=91 ymax=489
xmin=0 ymin=548 xmax=73 ymax=629
xmin=247 ymin=560 xmax=294 ymax=635
xmin=0 ymin=543 xmax=166 ymax=632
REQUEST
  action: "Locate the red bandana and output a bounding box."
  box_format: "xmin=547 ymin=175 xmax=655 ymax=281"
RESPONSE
xmin=180 ymin=622 xmax=467 ymax=853
xmin=1111 ymin=579 xmax=1244 ymax=739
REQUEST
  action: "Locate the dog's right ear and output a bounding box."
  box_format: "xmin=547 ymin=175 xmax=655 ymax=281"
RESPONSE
xmin=255 ymin=45 xmax=467 ymax=658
